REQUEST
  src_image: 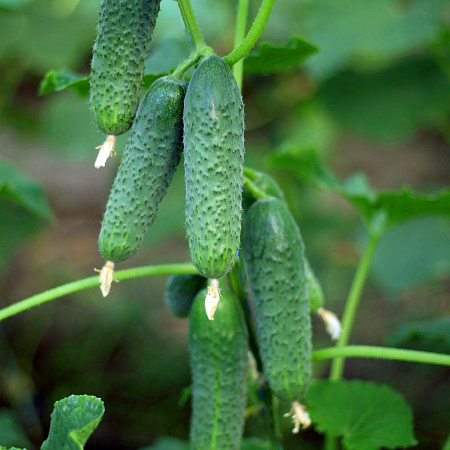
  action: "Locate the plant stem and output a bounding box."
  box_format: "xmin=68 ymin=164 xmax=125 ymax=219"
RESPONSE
xmin=176 ymin=0 xmax=206 ymax=50
xmin=232 ymin=0 xmax=250 ymax=91
xmin=313 ymin=345 xmax=450 ymax=367
xmin=170 ymin=51 xmax=202 ymax=79
xmin=243 ymin=165 xmax=259 ymax=180
xmin=224 ymin=0 xmax=276 ymax=66
xmin=0 ymin=263 xmax=198 ymax=322
xmin=244 ymin=175 xmax=269 ymax=200
xmin=329 ymin=233 xmax=380 ymax=380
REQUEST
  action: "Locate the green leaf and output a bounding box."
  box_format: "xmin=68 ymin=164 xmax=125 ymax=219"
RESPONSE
xmin=0 ymin=157 xmax=53 ymax=272
xmin=39 ymin=71 xmax=167 ymax=97
xmin=0 ymin=447 xmax=28 ymax=450
xmin=41 ymin=395 xmax=104 ymax=450
xmin=306 ymin=380 xmax=417 ymax=450
xmin=388 ymin=316 xmax=450 ymax=354
xmin=318 ymin=56 xmax=450 ymax=143
xmin=371 ymin=217 xmax=450 ymax=292
xmin=39 ymin=70 xmax=89 ymax=97
xmin=244 ymin=37 xmax=318 ymax=74
xmin=0 ymin=409 xmax=32 ymax=449
xmin=269 ymin=147 xmax=450 ymax=234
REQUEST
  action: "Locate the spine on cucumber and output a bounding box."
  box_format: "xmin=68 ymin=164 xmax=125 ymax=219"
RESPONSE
xmin=165 ymin=274 xmax=206 ymax=318
xmin=90 ymin=0 xmax=162 ymax=136
xmin=184 ymin=55 xmax=245 ymax=280
xmin=242 ymin=198 xmax=312 ymax=402
xmin=98 ymin=77 xmax=186 ymax=263
xmin=189 ymin=288 xmax=248 ymax=450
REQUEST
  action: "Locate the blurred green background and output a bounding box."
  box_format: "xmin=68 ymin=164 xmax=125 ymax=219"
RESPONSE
xmin=0 ymin=0 xmax=449 ymax=448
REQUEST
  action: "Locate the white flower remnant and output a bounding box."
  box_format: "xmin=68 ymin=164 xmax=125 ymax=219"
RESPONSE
xmin=95 ymin=135 xmax=116 ymax=169
xmin=205 ymin=279 xmax=220 ymax=321
xmin=284 ymin=401 xmax=311 ymax=434
xmin=95 ymin=261 xmax=117 ymax=297
xmin=317 ymin=307 xmax=342 ymax=340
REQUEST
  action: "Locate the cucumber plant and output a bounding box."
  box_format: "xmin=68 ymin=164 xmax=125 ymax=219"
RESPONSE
xmin=3 ymin=0 xmax=450 ymax=449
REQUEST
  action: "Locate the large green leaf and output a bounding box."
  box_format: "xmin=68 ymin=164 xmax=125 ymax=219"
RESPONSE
xmin=0 ymin=409 xmax=32 ymax=449
xmin=388 ymin=316 xmax=450 ymax=354
xmin=39 ymin=71 xmax=166 ymax=97
xmin=371 ymin=217 xmax=450 ymax=292
xmin=41 ymin=395 xmax=104 ymax=450
xmin=244 ymin=37 xmax=318 ymax=74
xmin=269 ymin=147 xmax=450 ymax=234
xmin=304 ymin=0 xmax=447 ymax=78
xmin=0 ymin=158 xmax=53 ymax=272
xmin=306 ymin=380 xmax=417 ymax=450
xmin=318 ymin=56 xmax=450 ymax=143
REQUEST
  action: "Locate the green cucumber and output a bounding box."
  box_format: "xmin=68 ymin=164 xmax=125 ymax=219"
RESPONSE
xmin=165 ymin=274 xmax=206 ymax=318
xmin=90 ymin=0 xmax=162 ymax=136
xmin=184 ymin=55 xmax=244 ymax=280
xmin=242 ymin=198 xmax=311 ymax=402
xmin=189 ymin=288 xmax=248 ymax=450
xmin=305 ymin=259 xmax=324 ymax=314
xmin=99 ymin=77 xmax=186 ymax=263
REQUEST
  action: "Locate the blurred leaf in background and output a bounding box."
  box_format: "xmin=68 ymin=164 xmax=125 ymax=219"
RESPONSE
xmin=0 ymin=409 xmax=32 ymax=449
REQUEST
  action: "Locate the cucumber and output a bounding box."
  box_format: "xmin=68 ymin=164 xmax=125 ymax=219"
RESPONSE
xmin=184 ymin=55 xmax=244 ymax=280
xmin=90 ymin=0 xmax=161 ymax=136
xmin=305 ymin=259 xmax=324 ymax=314
xmin=242 ymin=198 xmax=311 ymax=402
xmin=165 ymin=274 xmax=206 ymax=318
xmin=99 ymin=77 xmax=186 ymax=263
xmin=189 ymin=288 xmax=248 ymax=450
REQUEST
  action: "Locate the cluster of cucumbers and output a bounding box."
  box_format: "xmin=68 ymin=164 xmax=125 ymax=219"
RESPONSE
xmin=90 ymin=1 xmax=334 ymax=448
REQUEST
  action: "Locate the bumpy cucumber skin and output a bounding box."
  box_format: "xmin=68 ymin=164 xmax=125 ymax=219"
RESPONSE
xmin=189 ymin=288 xmax=248 ymax=450
xmin=99 ymin=77 xmax=187 ymax=263
xmin=90 ymin=0 xmax=161 ymax=135
xmin=242 ymin=170 xmax=285 ymax=211
xmin=184 ymin=55 xmax=244 ymax=280
xmin=165 ymin=274 xmax=206 ymax=318
xmin=242 ymin=198 xmax=311 ymax=402
xmin=305 ymin=259 xmax=324 ymax=313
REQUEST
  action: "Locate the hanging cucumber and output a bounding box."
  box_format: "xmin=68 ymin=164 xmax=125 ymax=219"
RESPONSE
xmin=184 ymin=55 xmax=244 ymax=320
xmin=242 ymin=197 xmax=312 ymax=433
xmin=97 ymin=77 xmax=186 ymax=296
xmin=189 ymin=288 xmax=248 ymax=450
xmin=165 ymin=274 xmax=206 ymax=318
xmin=90 ymin=0 xmax=162 ymax=168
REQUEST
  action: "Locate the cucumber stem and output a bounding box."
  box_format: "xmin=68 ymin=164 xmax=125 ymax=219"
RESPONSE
xmin=0 ymin=263 xmax=198 ymax=322
xmin=232 ymin=0 xmax=250 ymax=91
xmin=244 ymin=175 xmax=270 ymax=200
xmin=224 ymin=0 xmax=276 ymax=66
xmin=176 ymin=0 xmax=206 ymax=51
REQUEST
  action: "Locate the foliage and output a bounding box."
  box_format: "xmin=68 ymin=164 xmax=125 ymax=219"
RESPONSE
xmin=306 ymin=380 xmax=417 ymax=450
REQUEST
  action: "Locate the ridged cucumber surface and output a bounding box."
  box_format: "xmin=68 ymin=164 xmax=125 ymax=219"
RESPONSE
xmin=184 ymin=55 xmax=244 ymax=280
xmin=99 ymin=77 xmax=186 ymax=263
xmin=165 ymin=274 xmax=206 ymax=318
xmin=189 ymin=288 xmax=248 ymax=450
xmin=242 ymin=198 xmax=311 ymax=402
xmin=90 ymin=0 xmax=162 ymax=136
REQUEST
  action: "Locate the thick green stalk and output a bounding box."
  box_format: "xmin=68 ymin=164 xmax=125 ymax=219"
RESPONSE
xmin=224 ymin=0 xmax=276 ymax=66
xmin=0 ymin=263 xmax=198 ymax=322
xmin=330 ymin=233 xmax=380 ymax=380
xmin=244 ymin=175 xmax=269 ymax=200
xmin=313 ymin=345 xmax=450 ymax=367
xmin=232 ymin=0 xmax=250 ymax=90
xmin=177 ymin=0 xmax=206 ymax=50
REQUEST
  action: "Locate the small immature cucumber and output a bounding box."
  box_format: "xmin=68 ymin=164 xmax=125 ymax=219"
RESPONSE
xmin=90 ymin=0 xmax=162 ymax=136
xmin=305 ymin=259 xmax=324 ymax=314
xmin=189 ymin=288 xmax=248 ymax=450
xmin=165 ymin=274 xmax=206 ymax=318
xmin=99 ymin=77 xmax=186 ymax=263
xmin=184 ymin=55 xmax=245 ymax=280
xmin=242 ymin=198 xmax=311 ymax=402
